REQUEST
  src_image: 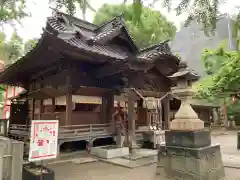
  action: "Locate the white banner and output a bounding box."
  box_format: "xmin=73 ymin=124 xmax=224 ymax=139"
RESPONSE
xmin=29 ymin=120 xmax=59 ymax=162
xmin=43 ymin=95 xmax=102 ymax=105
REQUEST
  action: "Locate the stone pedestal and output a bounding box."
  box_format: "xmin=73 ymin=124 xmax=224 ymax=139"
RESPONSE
xmin=116 ymin=135 xmax=125 ymax=148
xmin=157 ymin=101 xmax=225 ymax=179
xmin=162 ymin=61 xmax=225 ymax=179
xmin=157 ymin=143 xmax=224 ymax=180
xmin=165 ymin=130 xmax=211 ymax=148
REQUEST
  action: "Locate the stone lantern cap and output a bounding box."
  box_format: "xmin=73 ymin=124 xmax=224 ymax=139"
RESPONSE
xmin=167 ymin=61 xmax=200 ymax=81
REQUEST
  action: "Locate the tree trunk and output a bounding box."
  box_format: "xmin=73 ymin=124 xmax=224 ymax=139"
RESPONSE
xmin=223 ymin=98 xmax=228 ymax=127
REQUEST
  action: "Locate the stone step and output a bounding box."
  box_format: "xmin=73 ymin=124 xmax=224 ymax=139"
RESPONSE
xmin=99 ymin=155 xmax=157 ymax=168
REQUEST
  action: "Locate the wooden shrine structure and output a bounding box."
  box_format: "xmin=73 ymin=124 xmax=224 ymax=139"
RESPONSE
xmin=0 ymin=12 xmax=180 ymax=150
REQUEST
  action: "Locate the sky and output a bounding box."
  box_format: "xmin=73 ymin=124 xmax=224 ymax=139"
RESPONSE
xmin=4 ymin=0 xmax=240 ymax=42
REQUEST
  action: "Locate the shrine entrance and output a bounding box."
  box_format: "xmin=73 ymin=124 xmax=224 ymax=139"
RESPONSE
xmin=10 ymin=102 xmax=29 ymax=125
xmin=145 ymin=100 xmax=163 ymax=130
xmin=144 ymin=95 xmax=169 ymax=130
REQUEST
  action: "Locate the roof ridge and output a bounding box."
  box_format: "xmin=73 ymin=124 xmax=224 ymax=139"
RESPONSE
xmin=50 ymin=10 xmax=98 ymax=31
xmin=139 ymin=40 xmax=170 ymax=53
xmin=61 ymin=12 xmax=98 ymax=27
xmin=94 ymin=13 xmax=125 ymax=32
xmin=93 ymin=13 xmax=138 ymax=52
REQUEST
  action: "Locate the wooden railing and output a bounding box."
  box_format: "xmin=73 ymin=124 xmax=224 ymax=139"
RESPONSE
xmin=59 ymin=123 xmax=113 ymax=139
xmin=9 ymin=124 xmax=30 ymax=136
xmin=9 ymin=123 xmax=114 ymax=139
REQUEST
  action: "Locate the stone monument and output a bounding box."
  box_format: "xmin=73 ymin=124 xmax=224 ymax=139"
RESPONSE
xmin=157 ymin=61 xmax=225 ymax=180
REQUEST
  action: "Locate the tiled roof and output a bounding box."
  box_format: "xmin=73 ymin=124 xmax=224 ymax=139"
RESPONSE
xmin=46 ymin=12 xmax=179 ymax=64
xmin=65 ymin=37 xmax=128 ymax=59
xmin=47 ymin=13 xmax=129 ymax=59
xmin=137 ymin=40 xmax=175 ymax=62
xmin=0 ymin=11 xmax=181 ymax=87
xmin=93 ymin=23 xmax=123 ymax=44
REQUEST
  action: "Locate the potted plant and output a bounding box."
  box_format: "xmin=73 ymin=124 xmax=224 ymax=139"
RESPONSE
xmin=22 ymin=162 xmax=54 ymax=180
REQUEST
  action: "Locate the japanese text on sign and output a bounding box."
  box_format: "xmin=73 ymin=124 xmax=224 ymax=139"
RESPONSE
xmin=29 ymin=120 xmax=59 ymax=162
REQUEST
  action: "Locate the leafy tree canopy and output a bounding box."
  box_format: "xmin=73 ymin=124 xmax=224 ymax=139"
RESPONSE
xmin=23 ymin=38 xmax=38 ymax=53
xmin=0 ymin=31 xmax=38 ymax=64
xmin=195 ymin=45 xmax=240 ymax=96
xmin=193 ymin=40 xmax=240 ymax=117
xmin=93 ymin=4 xmax=176 ymax=48
xmin=56 ymin=0 xmax=237 ymax=34
xmin=0 ymin=0 xmax=28 ymax=25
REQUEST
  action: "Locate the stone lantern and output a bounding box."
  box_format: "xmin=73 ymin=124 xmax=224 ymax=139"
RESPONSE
xmin=156 ymin=61 xmax=225 ymax=180
xmin=167 ymin=61 xmax=203 ymax=131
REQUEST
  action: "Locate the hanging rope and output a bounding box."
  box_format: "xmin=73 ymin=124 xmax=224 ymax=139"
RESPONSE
xmin=129 ymin=88 xmax=171 ymax=130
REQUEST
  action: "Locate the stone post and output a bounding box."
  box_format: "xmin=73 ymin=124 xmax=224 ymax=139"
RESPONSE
xmin=0 ymin=143 xmax=4 ymax=180
xmin=11 ymin=140 xmax=24 ymax=180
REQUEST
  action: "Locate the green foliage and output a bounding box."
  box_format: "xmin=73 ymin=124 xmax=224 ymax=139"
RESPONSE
xmin=7 ymin=31 xmax=23 ymax=63
xmin=201 ymin=46 xmax=229 ymax=75
xmin=0 ymin=32 xmax=38 ymax=104
xmin=196 ymin=46 xmax=240 ymax=96
xmin=0 ymin=31 xmax=38 ymax=64
xmin=52 ymin=0 xmax=240 ymax=34
xmin=195 ymin=41 xmax=240 ymax=117
xmin=24 ymin=38 xmax=38 ymax=53
xmin=93 ymin=4 xmax=176 ymax=48
xmin=0 ymin=32 xmax=9 ymax=61
xmin=110 ymin=0 xmax=221 ymax=34
xmin=0 ymin=0 xmax=28 ymax=24
xmin=210 ymin=51 xmax=240 ymax=93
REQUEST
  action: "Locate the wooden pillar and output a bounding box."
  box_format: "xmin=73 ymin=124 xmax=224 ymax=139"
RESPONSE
xmin=65 ymin=74 xmax=72 ymax=126
xmin=65 ymin=92 xmax=72 ymax=125
xmin=106 ymin=93 xmax=114 ymax=123
xmin=101 ymin=96 xmax=107 ymax=123
xmin=163 ymin=97 xmax=170 ymax=130
xmin=31 ymin=98 xmax=35 ymax=120
xmin=52 ymin=98 xmax=55 ymax=113
xmin=127 ymin=92 xmax=136 ymax=149
xmin=37 ymin=100 xmax=43 ymax=119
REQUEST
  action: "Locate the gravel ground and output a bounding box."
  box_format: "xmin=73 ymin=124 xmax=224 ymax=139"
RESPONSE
xmin=48 ymin=161 xmax=240 ymax=180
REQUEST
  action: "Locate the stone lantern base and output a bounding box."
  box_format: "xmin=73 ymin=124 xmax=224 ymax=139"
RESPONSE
xmin=157 ymin=143 xmax=225 ymax=180
xmin=156 ymin=103 xmax=225 ymax=179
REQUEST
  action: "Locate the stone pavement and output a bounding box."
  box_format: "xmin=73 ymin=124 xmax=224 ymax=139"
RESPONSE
xmin=45 ymin=131 xmax=240 ymax=180
xmin=47 ymin=161 xmax=240 ymax=180
xmin=211 ymin=131 xmax=240 ymax=168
